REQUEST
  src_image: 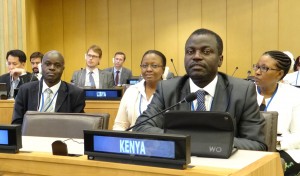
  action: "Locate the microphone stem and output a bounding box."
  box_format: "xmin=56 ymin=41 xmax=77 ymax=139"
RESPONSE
xmin=125 ymin=101 xmax=183 ymax=131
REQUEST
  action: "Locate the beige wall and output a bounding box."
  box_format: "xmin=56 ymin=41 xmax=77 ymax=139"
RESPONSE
xmin=23 ymin=0 xmax=300 ymax=82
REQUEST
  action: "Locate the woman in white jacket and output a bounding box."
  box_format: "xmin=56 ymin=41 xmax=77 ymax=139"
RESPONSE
xmin=254 ymin=50 xmax=300 ymax=175
xmin=113 ymin=50 xmax=166 ymax=131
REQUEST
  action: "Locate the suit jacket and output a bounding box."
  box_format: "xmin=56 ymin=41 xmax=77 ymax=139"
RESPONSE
xmin=0 ymin=72 xmax=38 ymax=96
xmin=104 ymin=67 xmax=132 ymax=85
xmin=12 ymin=80 xmax=86 ymax=125
xmin=133 ymin=73 xmax=266 ymax=151
xmin=71 ymin=68 xmax=114 ymax=88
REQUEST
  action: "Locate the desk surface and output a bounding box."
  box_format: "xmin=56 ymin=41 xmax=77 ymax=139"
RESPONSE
xmin=0 ymin=100 xmax=120 ymax=130
xmin=0 ymin=136 xmax=284 ymax=176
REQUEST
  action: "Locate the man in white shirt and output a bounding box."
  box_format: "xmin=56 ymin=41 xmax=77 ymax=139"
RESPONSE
xmin=71 ymin=45 xmax=114 ymax=89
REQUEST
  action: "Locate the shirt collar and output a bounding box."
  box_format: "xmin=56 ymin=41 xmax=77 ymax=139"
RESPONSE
xmin=114 ymin=67 xmax=122 ymax=73
xmin=42 ymin=80 xmax=61 ymax=94
xmin=189 ymin=75 xmax=218 ymax=97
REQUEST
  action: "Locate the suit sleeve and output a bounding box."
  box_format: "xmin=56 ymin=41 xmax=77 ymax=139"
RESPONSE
xmin=234 ymin=83 xmax=267 ymax=151
xmin=107 ymin=72 xmax=115 ymax=88
xmin=72 ymin=88 xmax=85 ymax=113
xmin=11 ymin=86 xmax=27 ymax=124
xmin=133 ymin=81 xmax=165 ymax=133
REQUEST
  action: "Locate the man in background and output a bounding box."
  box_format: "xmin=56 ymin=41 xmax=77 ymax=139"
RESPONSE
xmin=30 ymin=51 xmax=44 ymax=80
xmin=12 ymin=50 xmax=85 ymax=125
xmin=134 ymin=28 xmax=266 ymax=151
xmin=104 ymin=52 xmax=132 ymax=86
xmin=71 ymin=45 xmax=114 ymax=88
xmin=0 ymin=49 xmax=38 ymax=98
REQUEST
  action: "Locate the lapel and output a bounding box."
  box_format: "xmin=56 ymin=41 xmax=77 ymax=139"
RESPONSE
xmin=211 ymin=73 xmax=232 ymax=112
xmin=120 ymin=68 xmax=126 ymax=84
xmin=79 ymin=69 xmax=87 ymax=87
xmin=98 ymin=69 xmax=104 ymax=88
xmin=55 ymin=81 xmax=67 ymax=111
xmin=178 ymin=75 xmax=191 ymax=111
xmin=30 ymin=81 xmax=41 ymax=110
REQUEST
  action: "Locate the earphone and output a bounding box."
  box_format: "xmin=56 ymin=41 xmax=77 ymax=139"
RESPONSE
xmin=36 ymin=80 xmax=42 ymax=111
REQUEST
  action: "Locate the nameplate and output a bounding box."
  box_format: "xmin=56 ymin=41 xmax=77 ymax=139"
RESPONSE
xmin=84 ymin=89 xmax=123 ymax=100
xmin=0 ymin=125 xmax=22 ymax=153
xmin=84 ymin=130 xmax=190 ymax=169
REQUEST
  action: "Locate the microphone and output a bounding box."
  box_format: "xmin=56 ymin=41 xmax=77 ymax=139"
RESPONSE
xmin=247 ymin=70 xmax=251 ymax=77
xmin=126 ymin=92 xmax=197 ymax=131
xmin=231 ymin=67 xmax=238 ymax=76
xmin=170 ymin=58 xmax=178 ymax=76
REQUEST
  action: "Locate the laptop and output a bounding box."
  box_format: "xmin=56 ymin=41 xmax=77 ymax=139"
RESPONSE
xmin=0 ymin=83 xmax=8 ymax=99
xmin=164 ymin=111 xmax=237 ymax=159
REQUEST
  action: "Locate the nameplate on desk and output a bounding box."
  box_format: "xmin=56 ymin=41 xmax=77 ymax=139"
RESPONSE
xmin=0 ymin=125 xmax=22 ymax=153
xmin=84 ymin=130 xmax=190 ymax=169
xmin=84 ymin=89 xmax=123 ymax=100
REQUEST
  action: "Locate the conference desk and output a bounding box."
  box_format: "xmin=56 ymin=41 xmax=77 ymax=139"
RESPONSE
xmin=0 ymin=99 xmax=120 ymax=130
xmin=0 ymin=136 xmax=284 ymax=176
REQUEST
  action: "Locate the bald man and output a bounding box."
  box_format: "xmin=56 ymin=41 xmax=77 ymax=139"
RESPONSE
xmin=12 ymin=50 xmax=85 ymax=125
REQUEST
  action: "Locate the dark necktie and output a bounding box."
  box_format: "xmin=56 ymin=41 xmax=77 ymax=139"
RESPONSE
xmin=196 ymin=90 xmax=206 ymax=111
xmin=115 ymin=70 xmax=120 ymax=85
xmin=89 ymin=72 xmax=96 ymax=88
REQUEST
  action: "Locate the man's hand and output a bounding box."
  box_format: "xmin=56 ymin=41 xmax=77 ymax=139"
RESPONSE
xmin=10 ymin=68 xmax=26 ymax=80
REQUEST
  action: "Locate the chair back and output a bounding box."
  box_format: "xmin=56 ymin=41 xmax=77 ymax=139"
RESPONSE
xmin=260 ymin=111 xmax=278 ymax=152
xmin=22 ymin=111 xmax=110 ymax=139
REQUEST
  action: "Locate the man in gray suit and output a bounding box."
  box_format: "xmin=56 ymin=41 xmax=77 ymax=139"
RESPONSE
xmin=71 ymin=45 xmax=114 ymax=89
xmin=104 ymin=52 xmax=132 ymax=86
xmin=134 ymin=28 xmax=266 ymax=151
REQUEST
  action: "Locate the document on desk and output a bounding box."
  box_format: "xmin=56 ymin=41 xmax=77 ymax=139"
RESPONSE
xmin=21 ymin=136 xmax=84 ymax=155
xmin=191 ymin=150 xmax=272 ymax=169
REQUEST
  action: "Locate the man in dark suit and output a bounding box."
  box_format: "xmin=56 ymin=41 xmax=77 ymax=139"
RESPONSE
xmin=71 ymin=45 xmax=114 ymax=88
xmin=0 ymin=50 xmax=38 ymax=98
xmin=104 ymin=51 xmax=132 ymax=86
xmin=12 ymin=50 xmax=85 ymax=125
xmin=133 ymin=28 xmax=266 ymax=151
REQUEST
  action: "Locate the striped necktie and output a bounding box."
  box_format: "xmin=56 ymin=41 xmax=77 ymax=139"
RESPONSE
xmin=41 ymin=88 xmax=53 ymax=112
xmin=89 ymin=72 xmax=96 ymax=88
xmin=196 ymin=90 xmax=206 ymax=111
xmin=115 ymin=70 xmax=120 ymax=85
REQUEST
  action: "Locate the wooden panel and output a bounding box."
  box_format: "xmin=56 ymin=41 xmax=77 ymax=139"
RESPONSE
xmin=227 ymin=0 xmax=252 ymax=78
xmin=108 ymin=0 xmax=131 ymax=70
xmin=178 ymin=0 xmax=202 ymax=76
xmin=252 ymin=0 xmax=278 ymax=69
xmin=0 ymin=100 xmax=120 ymax=130
xmin=62 ymin=0 xmax=86 ymax=82
xmin=85 ymin=0 xmax=109 ymax=69
xmin=154 ymin=0 xmax=178 ymax=75
xmin=131 ymin=0 xmax=155 ymax=76
xmin=25 ymin=0 xmax=40 ymax=59
xmin=38 ymin=0 xmax=64 ymax=55
xmin=202 ymin=0 xmax=227 ymax=74
xmin=279 ymin=0 xmax=300 ymax=56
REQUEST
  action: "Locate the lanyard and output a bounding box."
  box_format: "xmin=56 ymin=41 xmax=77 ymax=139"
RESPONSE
xmin=40 ymin=90 xmax=58 ymax=112
xmin=258 ymin=84 xmax=278 ymax=111
xmin=296 ymin=71 xmax=299 ymax=85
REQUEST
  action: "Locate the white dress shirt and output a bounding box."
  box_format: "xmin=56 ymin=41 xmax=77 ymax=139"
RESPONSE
xmin=85 ymin=68 xmax=100 ymax=88
xmin=38 ymin=80 xmax=61 ymax=112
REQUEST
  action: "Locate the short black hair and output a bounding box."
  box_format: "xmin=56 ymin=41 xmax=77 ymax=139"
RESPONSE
xmin=30 ymin=52 xmax=44 ymax=61
xmin=6 ymin=49 xmax=27 ymax=63
xmin=294 ymin=56 xmax=300 ymax=72
xmin=263 ymin=50 xmax=291 ymax=80
xmin=141 ymin=50 xmax=167 ymax=68
xmin=187 ymin=28 xmax=223 ymax=55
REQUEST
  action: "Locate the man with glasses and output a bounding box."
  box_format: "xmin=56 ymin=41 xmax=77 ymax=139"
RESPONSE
xmin=71 ymin=45 xmax=114 ymax=89
xmin=134 ymin=28 xmax=266 ymax=151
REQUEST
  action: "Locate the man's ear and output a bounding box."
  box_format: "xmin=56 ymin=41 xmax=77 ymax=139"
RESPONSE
xmin=218 ymin=55 xmax=223 ymax=67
